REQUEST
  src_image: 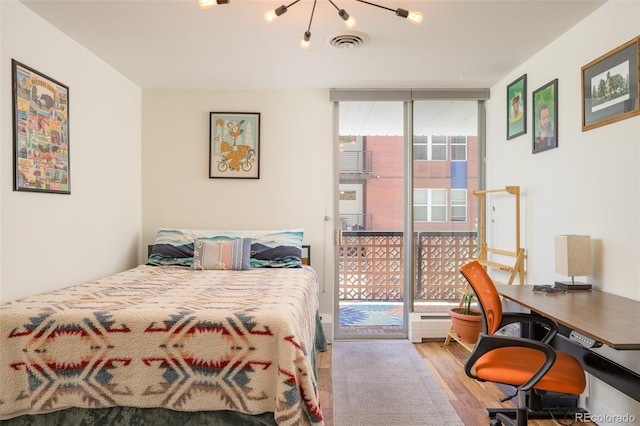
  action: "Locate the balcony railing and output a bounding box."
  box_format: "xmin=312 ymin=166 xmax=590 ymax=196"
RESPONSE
xmin=339 ymin=151 xmax=372 ymax=177
xmin=339 ymin=213 xmax=373 ymax=231
xmin=338 ymin=231 xmax=478 ymax=302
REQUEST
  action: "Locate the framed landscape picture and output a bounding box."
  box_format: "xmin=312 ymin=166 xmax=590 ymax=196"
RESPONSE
xmin=507 ymin=74 xmax=527 ymax=140
xmin=532 ymin=79 xmax=558 ymax=154
xmin=12 ymin=60 xmax=70 ymax=194
xmin=582 ymin=36 xmax=639 ymax=131
xmin=209 ymin=112 xmax=260 ymax=179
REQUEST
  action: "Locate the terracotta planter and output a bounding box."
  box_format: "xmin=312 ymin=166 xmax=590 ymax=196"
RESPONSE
xmin=449 ymin=308 xmax=484 ymax=344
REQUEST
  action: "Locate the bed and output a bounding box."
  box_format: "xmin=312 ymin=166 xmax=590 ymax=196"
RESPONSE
xmin=0 ymin=229 xmax=326 ymax=425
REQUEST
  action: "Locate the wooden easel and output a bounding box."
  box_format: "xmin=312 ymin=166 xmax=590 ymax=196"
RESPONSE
xmin=475 ymin=186 xmax=525 ymax=286
xmin=444 ymin=185 xmax=525 ymax=349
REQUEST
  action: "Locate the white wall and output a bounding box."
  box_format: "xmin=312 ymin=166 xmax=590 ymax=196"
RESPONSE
xmin=486 ymin=1 xmax=640 ymax=422
xmin=141 ymin=89 xmax=334 ymax=311
xmin=0 ymin=0 xmax=142 ymax=302
xmin=487 ymin=1 xmax=640 ymax=300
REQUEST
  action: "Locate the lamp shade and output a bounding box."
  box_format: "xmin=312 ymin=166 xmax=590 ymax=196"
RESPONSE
xmin=554 ymin=235 xmax=591 ymax=277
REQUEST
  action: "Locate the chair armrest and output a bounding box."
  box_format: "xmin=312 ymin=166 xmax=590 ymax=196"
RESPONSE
xmin=498 ymin=312 xmax=558 ymax=344
xmin=464 ymin=333 xmax=557 ymax=393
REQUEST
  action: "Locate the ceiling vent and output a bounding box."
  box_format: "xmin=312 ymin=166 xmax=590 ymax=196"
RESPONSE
xmin=327 ymin=31 xmax=368 ymax=49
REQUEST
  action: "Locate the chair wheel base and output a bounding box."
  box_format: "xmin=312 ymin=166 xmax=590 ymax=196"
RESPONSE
xmin=485 ymin=407 xmax=588 ymax=426
xmin=489 ymin=413 xmax=517 ymax=426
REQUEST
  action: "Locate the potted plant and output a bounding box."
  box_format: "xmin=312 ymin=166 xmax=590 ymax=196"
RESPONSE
xmin=449 ymin=291 xmax=484 ymax=344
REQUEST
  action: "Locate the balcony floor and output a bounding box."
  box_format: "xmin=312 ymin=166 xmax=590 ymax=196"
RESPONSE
xmin=338 ymin=300 xmax=457 ymax=335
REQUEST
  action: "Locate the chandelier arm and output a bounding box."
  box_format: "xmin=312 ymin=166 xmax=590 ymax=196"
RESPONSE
xmin=326 ymin=0 xmax=342 ymax=12
xmin=305 ymin=0 xmax=318 ymax=33
xmin=285 ymin=0 xmax=302 ymax=9
xmin=277 ymin=0 xmax=302 ymax=16
xmin=329 ymin=0 xmax=352 ymax=24
xmin=354 ymin=0 xmax=395 ymax=13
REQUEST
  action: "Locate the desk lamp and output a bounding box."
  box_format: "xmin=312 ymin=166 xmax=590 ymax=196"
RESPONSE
xmin=554 ymin=235 xmax=592 ymax=290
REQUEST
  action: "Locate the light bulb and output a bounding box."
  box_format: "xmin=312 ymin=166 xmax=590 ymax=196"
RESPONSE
xmin=264 ymin=5 xmax=288 ymax=23
xmin=338 ymin=9 xmax=356 ymax=29
xmin=198 ymin=0 xmax=228 ymax=10
xmin=407 ymin=11 xmax=423 ymax=25
xmin=264 ymin=9 xmax=278 ymax=23
xmin=198 ymin=0 xmax=217 ymax=9
xmin=300 ymin=32 xmax=311 ymax=49
xmin=396 ymin=8 xmax=423 ymax=25
xmin=345 ymin=16 xmax=357 ymax=28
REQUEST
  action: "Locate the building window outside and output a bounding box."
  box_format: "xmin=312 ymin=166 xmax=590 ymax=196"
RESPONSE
xmin=451 ymin=136 xmax=467 ymax=161
xmin=340 ymin=190 xmax=357 ymax=201
xmin=414 ymin=188 xmax=447 ymax=222
xmin=414 ymin=136 xmax=447 ymax=161
xmin=450 ymin=189 xmax=467 ymax=222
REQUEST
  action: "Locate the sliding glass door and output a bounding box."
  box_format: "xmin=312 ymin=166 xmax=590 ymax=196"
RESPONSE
xmin=336 ymin=101 xmax=406 ymax=338
xmin=332 ymin=90 xmax=486 ymax=340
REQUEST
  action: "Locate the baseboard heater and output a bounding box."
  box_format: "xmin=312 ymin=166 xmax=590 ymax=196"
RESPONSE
xmin=409 ymin=313 xmax=451 ymax=343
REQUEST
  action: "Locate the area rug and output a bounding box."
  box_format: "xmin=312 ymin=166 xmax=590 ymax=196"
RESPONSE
xmin=332 ymin=340 xmax=462 ymax=425
xmin=339 ymin=303 xmax=403 ymax=326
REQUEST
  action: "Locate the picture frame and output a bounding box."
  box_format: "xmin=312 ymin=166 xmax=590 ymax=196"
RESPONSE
xmin=582 ymin=36 xmax=639 ymax=132
xmin=12 ymin=60 xmax=70 ymax=194
xmin=209 ymin=112 xmax=260 ymax=179
xmin=532 ymin=79 xmax=558 ymax=154
xmin=507 ymin=74 xmax=527 ymax=140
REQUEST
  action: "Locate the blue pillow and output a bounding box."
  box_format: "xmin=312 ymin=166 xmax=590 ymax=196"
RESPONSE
xmin=249 ymin=229 xmax=303 ymax=268
xmin=147 ymin=229 xmax=194 ymax=266
xmin=147 ymin=228 xmax=304 ymax=268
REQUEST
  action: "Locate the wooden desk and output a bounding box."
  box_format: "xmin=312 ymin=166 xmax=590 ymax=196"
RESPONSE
xmin=497 ymin=285 xmax=640 ymax=403
xmin=497 ymin=285 xmax=640 ymax=350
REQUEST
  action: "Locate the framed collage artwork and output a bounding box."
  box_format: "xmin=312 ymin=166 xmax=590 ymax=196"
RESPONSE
xmin=209 ymin=112 xmax=260 ymax=179
xmin=12 ymin=60 xmax=70 ymax=194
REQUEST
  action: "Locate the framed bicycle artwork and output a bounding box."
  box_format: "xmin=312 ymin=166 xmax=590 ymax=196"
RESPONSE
xmin=209 ymin=112 xmax=260 ymax=179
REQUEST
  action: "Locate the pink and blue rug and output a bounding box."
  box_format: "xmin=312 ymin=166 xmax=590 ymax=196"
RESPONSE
xmin=339 ymin=303 xmax=403 ymax=326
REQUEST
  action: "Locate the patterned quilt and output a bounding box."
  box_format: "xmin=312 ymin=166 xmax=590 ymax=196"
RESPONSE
xmin=0 ymin=265 xmax=323 ymax=425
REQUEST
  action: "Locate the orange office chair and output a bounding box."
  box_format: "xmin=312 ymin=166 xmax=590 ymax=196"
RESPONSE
xmin=459 ymin=260 xmax=586 ymax=426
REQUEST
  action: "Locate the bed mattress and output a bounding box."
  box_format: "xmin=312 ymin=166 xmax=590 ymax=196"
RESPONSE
xmin=0 ymin=265 xmax=323 ymax=425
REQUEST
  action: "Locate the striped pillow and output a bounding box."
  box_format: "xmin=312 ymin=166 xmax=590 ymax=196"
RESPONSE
xmin=190 ymin=238 xmax=251 ymax=271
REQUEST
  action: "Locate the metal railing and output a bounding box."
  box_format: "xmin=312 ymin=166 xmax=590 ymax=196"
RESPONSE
xmin=338 ymin=151 xmax=372 ymax=176
xmin=338 ymin=231 xmax=478 ymax=302
xmin=339 ymin=213 xmax=373 ymax=231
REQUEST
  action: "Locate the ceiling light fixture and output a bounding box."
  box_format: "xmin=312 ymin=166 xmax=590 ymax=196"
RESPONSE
xmin=197 ymin=0 xmax=229 ymax=10
xmin=198 ymin=0 xmax=422 ymax=49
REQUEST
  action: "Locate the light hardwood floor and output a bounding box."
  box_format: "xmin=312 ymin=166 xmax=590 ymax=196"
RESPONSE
xmin=317 ymin=341 xmax=594 ymax=426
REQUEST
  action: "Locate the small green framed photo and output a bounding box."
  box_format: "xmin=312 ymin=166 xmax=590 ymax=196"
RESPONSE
xmin=532 ymin=79 xmax=558 ymax=154
xmin=507 ymin=74 xmax=526 ymax=140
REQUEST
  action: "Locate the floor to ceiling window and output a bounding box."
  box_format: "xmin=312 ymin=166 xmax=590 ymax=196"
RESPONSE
xmin=412 ymin=100 xmax=481 ymax=315
xmin=336 ymin=100 xmax=406 ymax=339
xmin=332 ymin=90 xmax=488 ymax=340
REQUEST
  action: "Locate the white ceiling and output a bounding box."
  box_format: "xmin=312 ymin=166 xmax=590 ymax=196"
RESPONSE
xmin=21 ymin=0 xmax=607 ymax=90
xmin=339 ymin=99 xmax=480 ymax=135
